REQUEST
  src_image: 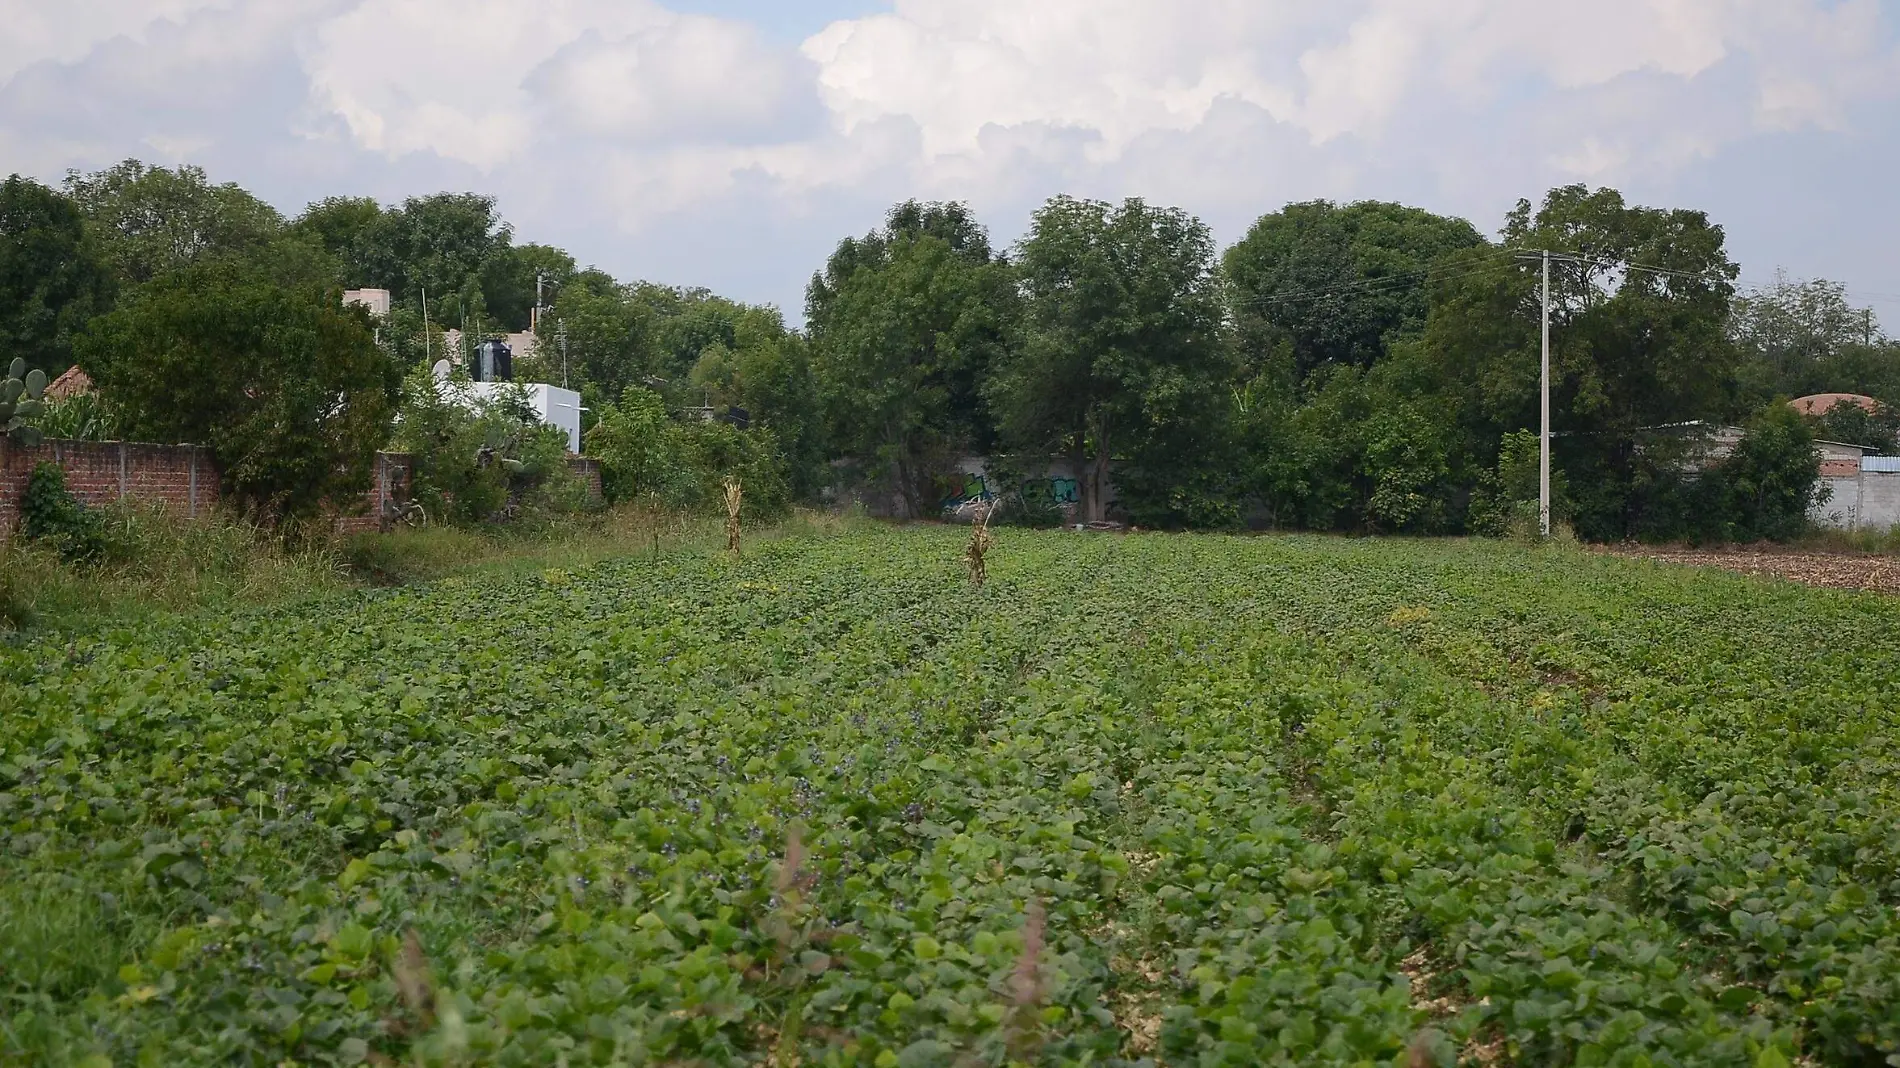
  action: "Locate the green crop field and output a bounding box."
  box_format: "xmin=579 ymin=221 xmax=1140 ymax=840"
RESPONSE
xmin=4 ymin=528 xmax=1899 ymax=1067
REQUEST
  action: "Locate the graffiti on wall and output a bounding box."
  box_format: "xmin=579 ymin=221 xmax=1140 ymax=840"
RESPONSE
xmin=1021 ymin=477 xmax=1080 ymax=507
xmin=937 ymin=472 xmax=995 ymax=510
xmin=939 ymin=470 xmax=1082 ymax=513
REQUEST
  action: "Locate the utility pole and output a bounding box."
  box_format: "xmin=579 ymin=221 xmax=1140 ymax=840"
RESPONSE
xmin=422 ymin=287 xmax=432 ymax=363
xmin=558 ymin=321 xmax=569 ymax=390
xmin=1540 ymin=251 xmax=1552 ymax=538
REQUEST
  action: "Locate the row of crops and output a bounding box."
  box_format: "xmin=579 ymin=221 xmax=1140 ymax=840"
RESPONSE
xmin=4 ymin=528 xmax=1899 ymax=1066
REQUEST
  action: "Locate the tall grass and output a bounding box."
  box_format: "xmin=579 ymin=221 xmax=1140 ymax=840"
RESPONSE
xmin=3 ymin=503 xmax=346 ymax=631
xmin=4 ymin=501 xmax=869 ymax=633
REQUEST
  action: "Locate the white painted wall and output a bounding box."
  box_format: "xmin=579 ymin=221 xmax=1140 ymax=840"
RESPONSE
xmin=465 ymin=381 xmax=583 ymax=454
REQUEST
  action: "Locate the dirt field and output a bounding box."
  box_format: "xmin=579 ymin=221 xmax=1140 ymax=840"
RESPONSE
xmin=1598 ymin=544 xmax=1900 ymax=594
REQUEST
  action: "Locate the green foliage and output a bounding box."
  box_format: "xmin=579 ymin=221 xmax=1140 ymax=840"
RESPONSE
xmin=1 ymin=356 xmax=49 ymax=446
xmin=0 ymin=174 xmax=113 ymax=378
xmin=63 ymin=160 xmax=283 ymax=286
xmin=75 ymin=250 xmax=402 ymax=524
xmin=1808 ymin=397 xmax=1900 ymax=453
xmin=587 ymin=387 xmax=790 ymax=518
xmin=1469 ymin=430 xmax=1570 ymax=538
xmin=2 ymin=530 xmax=1895 ymax=1064
xmin=1709 ymin=403 xmax=1821 ymax=542
xmin=31 ymin=390 xmax=122 ymax=442
xmin=20 ymin=463 xmax=105 ymax=563
xmin=1729 ymin=274 xmax=1897 ymax=405
xmin=1224 ymin=199 xmax=1484 ymax=378
xmin=393 ymin=371 xmax=582 ymax=525
xmin=993 ymin=195 xmax=1233 ymax=525
xmin=809 ymin=201 xmax=1014 ymax=517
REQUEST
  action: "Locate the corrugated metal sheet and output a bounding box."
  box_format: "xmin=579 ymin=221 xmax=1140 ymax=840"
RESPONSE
xmin=1862 ymin=456 xmax=1900 ymax=473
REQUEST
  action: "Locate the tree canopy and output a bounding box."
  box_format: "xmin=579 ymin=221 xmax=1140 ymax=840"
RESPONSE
xmin=14 ymin=155 xmax=1896 ymax=543
xmin=1225 ymin=200 xmax=1483 ymax=381
xmin=808 ymin=200 xmax=1015 ymax=517
xmin=992 ymin=195 xmax=1230 ymax=525
xmin=0 ymin=175 xmax=113 ymax=377
xmin=75 ymin=244 xmax=401 ymax=524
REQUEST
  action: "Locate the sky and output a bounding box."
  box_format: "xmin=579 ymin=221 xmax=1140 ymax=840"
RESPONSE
xmin=3 ymin=0 xmax=1898 ymax=330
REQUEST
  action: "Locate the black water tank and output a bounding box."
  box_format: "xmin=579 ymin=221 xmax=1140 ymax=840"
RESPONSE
xmin=473 ymin=339 xmax=513 ymax=383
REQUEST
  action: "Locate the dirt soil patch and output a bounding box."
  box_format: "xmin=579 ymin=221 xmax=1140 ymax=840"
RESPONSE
xmin=1598 ymin=544 xmax=1900 ymax=594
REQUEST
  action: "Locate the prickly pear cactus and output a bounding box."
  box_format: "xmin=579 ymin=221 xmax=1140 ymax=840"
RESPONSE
xmin=2 ymin=357 xmax=48 ymax=447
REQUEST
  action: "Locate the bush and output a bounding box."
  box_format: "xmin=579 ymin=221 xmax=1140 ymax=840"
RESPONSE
xmin=1469 ymin=431 xmax=1570 ymax=538
xmin=1712 ymin=402 xmax=1821 ymax=542
xmin=588 ymin=387 xmax=791 ymax=519
xmin=394 ymin=370 xmax=586 ymax=525
xmin=75 ymin=249 xmax=403 ymax=524
xmin=19 ymin=463 xmax=104 ymax=563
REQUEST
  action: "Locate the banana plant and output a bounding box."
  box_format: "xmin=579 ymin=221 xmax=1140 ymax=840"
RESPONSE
xmin=2 ymin=357 xmax=49 ymax=446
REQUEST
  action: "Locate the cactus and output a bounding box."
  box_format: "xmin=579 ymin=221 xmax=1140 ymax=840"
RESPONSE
xmin=2 ymin=357 xmax=48 ymax=447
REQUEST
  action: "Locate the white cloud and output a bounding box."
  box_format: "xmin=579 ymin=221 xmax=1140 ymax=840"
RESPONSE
xmin=531 ymin=17 xmax=817 ymax=144
xmin=0 ymin=0 xmax=237 ymax=83
xmin=300 ymin=0 xmax=815 ymax=168
xmin=2 ymin=0 xmax=1898 ymax=321
xmin=800 ymin=0 xmax=1896 ymax=179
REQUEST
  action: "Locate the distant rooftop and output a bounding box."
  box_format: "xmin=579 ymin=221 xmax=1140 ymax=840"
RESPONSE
xmin=1790 ymin=393 xmax=1879 ymax=416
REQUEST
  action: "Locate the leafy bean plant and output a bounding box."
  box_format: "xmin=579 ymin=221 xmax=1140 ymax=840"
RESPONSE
xmin=2 ymin=529 xmax=1896 ymax=1065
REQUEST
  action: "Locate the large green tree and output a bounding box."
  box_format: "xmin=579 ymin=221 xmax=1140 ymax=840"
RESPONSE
xmin=75 ymin=244 xmax=402 ymax=524
xmin=808 ymin=201 xmax=1015 ymax=517
xmin=534 ymin=271 xmax=654 ymax=401
xmin=991 ymin=195 xmax=1230 ymax=525
xmin=0 ymin=175 xmax=112 ymax=376
xmin=349 ymin=193 xmax=513 ymax=330
xmin=1224 ymin=200 xmax=1483 ymax=380
xmin=64 ymin=160 xmax=282 ymax=286
xmin=1408 ymin=185 xmax=1740 ymax=538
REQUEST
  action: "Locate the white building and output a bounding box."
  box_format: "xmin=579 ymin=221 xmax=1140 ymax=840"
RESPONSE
xmin=469 ymin=381 xmax=582 ymax=454
xmin=429 ymin=363 xmax=582 ymax=454
xmin=343 ymin=288 xmax=391 ymax=317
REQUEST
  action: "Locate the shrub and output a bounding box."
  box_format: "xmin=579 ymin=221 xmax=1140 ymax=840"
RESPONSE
xmin=1712 ymin=402 xmax=1821 ymax=542
xmin=394 ymin=370 xmax=585 ymax=525
xmin=1469 ymin=430 xmax=1570 ymax=538
xmin=588 ymin=387 xmax=791 ymax=519
xmin=19 ymin=463 xmax=104 ymax=563
xmin=75 ymin=249 xmax=402 ymax=524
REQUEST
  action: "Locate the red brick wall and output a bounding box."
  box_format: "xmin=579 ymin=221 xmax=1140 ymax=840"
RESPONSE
xmin=3 ymin=439 xmax=600 ymax=540
xmin=1 ymin=439 xmax=218 ymax=538
xmin=567 ymin=457 xmax=604 ymax=502
xmin=333 ymin=453 xmax=417 ymax=535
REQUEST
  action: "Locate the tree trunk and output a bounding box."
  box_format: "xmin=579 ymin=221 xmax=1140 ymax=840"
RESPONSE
xmin=1080 ymin=408 xmax=1110 ymax=525
xmin=1089 ymin=447 xmax=1111 ymax=524
xmin=893 ymin=453 xmax=921 ymax=520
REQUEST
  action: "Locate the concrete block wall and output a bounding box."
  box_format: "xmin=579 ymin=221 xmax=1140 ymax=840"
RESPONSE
xmin=1810 ymin=471 xmax=1900 ymax=533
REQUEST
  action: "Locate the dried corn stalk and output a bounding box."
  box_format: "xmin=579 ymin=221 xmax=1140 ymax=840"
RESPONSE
xmin=724 ymin=478 xmax=744 ymax=558
xmin=966 ymin=501 xmax=995 ymax=587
